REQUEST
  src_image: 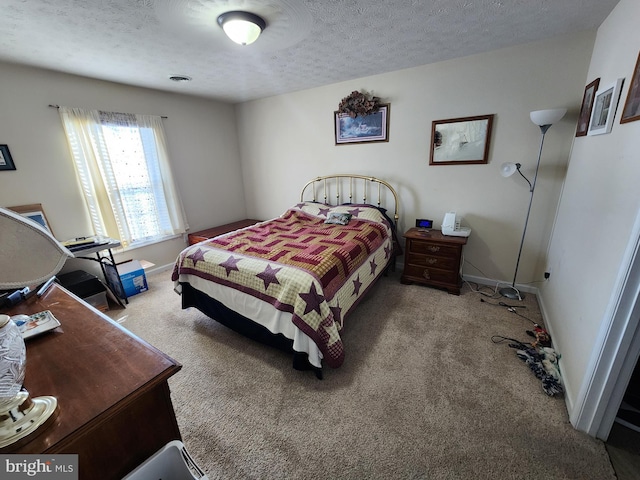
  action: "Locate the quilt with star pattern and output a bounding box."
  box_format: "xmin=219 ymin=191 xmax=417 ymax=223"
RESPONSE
xmin=172 ymin=202 xmax=394 ymax=367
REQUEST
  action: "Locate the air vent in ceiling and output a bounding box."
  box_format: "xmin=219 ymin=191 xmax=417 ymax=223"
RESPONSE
xmin=169 ymin=75 xmax=192 ymax=82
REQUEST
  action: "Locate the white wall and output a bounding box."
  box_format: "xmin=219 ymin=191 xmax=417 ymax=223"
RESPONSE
xmin=236 ymin=31 xmax=595 ymax=285
xmin=0 ymin=63 xmax=247 ymax=272
xmin=540 ymin=0 xmax=640 ymax=418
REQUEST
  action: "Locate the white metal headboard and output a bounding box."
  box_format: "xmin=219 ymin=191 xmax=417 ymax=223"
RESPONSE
xmin=300 ymin=174 xmax=399 ymax=227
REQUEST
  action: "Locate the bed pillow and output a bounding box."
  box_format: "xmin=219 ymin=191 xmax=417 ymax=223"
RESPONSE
xmin=324 ymin=212 xmax=352 ymax=225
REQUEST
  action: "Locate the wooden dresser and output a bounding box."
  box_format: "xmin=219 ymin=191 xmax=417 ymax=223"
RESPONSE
xmin=401 ymin=228 xmax=468 ymax=295
xmin=0 ymin=284 xmax=182 ymax=479
xmin=188 ymin=219 xmax=262 ymax=245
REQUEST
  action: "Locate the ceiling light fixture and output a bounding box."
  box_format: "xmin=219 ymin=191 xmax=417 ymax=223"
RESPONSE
xmin=217 ymin=11 xmax=266 ymax=46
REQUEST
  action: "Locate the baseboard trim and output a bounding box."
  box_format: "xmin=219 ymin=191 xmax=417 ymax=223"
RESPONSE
xmin=461 ymin=273 xmax=539 ymax=295
xmin=145 ymin=263 xmax=174 ymax=276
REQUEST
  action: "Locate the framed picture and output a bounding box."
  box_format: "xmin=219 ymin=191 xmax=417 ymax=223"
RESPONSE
xmin=429 ymin=114 xmax=494 ymax=165
xmin=8 ymin=203 xmax=54 ymax=235
xmin=576 ymin=78 xmax=600 ymax=136
xmin=621 ymin=51 xmax=640 ymax=124
xmin=0 ymin=145 xmax=16 ymax=171
xmin=335 ymin=104 xmax=389 ymax=144
xmin=588 ymin=78 xmax=625 ymax=136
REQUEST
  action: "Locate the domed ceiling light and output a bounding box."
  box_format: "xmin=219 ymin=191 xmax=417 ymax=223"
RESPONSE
xmin=217 ymin=11 xmax=266 ymax=46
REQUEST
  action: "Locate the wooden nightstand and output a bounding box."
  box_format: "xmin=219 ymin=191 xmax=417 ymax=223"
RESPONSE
xmin=400 ymin=228 xmax=468 ymax=295
xmin=188 ymin=219 xmax=262 ymax=245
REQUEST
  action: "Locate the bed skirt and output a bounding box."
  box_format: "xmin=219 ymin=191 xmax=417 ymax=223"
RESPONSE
xmin=179 ymin=282 xmax=323 ymax=379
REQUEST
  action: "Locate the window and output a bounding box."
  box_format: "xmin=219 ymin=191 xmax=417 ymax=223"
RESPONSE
xmin=58 ymin=107 xmax=188 ymax=249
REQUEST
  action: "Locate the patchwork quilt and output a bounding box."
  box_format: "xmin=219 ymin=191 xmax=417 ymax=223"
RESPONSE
xmin=172 ymin=202 xmax=393 ymax=367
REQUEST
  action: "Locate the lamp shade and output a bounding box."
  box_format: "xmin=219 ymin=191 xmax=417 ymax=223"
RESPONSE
xmin=0 ymin=207 xmax=73 ymax=289
xmin=530 ymin=108 xmax=567 ymax=127
xmin=217 ymin=11 xmax=266 ymax=45
xmin=500 ymin=162 xmax=519 ymax=177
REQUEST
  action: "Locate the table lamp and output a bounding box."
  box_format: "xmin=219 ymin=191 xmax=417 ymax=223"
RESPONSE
xmin=0 ymin=206 xmax=73 ymax=448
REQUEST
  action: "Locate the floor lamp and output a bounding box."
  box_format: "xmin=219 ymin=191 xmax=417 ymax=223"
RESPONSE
xmin=499 ymin=108 xmax=567 ymax=300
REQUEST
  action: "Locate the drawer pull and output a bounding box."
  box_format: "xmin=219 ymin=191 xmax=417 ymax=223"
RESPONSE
xmin=427 ymin=258 xmax=438 ymax=265
xmin=423 ymin=269 xmax=430 ymax=280
xmin=427 ymin=246 xmax=440 ymax=253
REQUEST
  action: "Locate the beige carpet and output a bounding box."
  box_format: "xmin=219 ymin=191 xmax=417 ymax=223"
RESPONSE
xmin=108 ymin=269 xmax=616 ymax=480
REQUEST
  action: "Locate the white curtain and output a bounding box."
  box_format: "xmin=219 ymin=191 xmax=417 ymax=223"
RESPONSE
xmin=58 ymin=107 xmax=188 ymax=248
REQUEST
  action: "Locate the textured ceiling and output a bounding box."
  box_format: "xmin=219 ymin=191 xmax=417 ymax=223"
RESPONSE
xmin=1 ymin=0 xmax=620 ymax=103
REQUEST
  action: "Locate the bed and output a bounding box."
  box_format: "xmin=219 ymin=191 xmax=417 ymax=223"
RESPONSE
xmin=172 ymin=174 xmax=400 ymax=377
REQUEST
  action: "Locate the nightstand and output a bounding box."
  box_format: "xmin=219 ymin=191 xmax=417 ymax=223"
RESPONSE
xmin=400 ymin=228 xmax=468 ymax=295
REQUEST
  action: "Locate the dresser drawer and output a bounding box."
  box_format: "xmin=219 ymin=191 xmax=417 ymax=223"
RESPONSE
xmin=406 ymin=252 xmax=457 ymax=270
xmin=409 ymin=241 xmax=459 ymax=258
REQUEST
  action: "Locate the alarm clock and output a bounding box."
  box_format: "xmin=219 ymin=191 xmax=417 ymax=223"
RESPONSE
xmin=415 ymin=218 xmax=433 ymax=229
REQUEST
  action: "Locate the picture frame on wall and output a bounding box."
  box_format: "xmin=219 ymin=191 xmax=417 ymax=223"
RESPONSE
xmin=575 ymin=78 xmax=600 ymax=136
xmin=429 ymin=114 xmax=494 ymax=165
xmin=620 ymin=51 xmax=640 ymax=124
xmin=8 ymin=204 xmax=55 ymax=236
xmin=335 ymin=104 xmax=389 ymax=144
xmin=0 ymin=144 xmax=16 ymax=171
xmin=587 ymin=78 xmax=625 ymax=136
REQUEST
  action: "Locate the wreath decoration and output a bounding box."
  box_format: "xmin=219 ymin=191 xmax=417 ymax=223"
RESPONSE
xmin=338 ymin=90 xmax=382 ymax=118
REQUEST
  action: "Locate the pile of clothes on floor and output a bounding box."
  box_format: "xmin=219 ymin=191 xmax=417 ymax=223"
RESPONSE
xmin=489 ymin=302 xmax=564 ymax=397
xmin=511 ymin=328 xmax=564 ymax=397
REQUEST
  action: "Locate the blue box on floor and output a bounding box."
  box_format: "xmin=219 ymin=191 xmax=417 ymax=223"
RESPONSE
xmin=117 ymin=260 xmax=148 ymax=297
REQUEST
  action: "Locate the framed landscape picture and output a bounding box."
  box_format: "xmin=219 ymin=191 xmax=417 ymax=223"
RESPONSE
xmin=588 ymin=78 xmax=624 ymax=136
xmin=620 ymin=51 xmax=640 ymax=124
xmin=335 ymin=104 xmax=389 ymax=144
xmin=576 ymin=78 xmax=600 ymax=136
xmin=429 ymin=114 xmax=494 ymax=165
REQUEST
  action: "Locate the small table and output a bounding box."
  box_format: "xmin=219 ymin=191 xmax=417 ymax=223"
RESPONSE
xmin=0 ymin=284 xmax=182 ymax=479
xmin=71 ymin=238 xmax=128 ymax=304
xmin=188 ymin=219 xmax=262 ymax=245
xmin=401 ymin=228 xmax=468 ymax=295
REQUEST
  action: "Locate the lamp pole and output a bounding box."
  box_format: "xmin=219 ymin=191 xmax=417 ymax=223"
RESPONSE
xmin=499 ymin=108 xmax=565 ymax=300
xmin=500 ymin=125 xmax=549 ymax=300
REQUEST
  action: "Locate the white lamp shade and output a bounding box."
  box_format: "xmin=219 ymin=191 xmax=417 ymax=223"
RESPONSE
xmin=500 ymin=162 xmax=518 ymax=177
xmin=218 ymin=11 xmax=266 ymax=46
xmin=0 ymin=207 xmax=73 ymax=289
xmin=530 ymin=108 xmax=567 ymax=126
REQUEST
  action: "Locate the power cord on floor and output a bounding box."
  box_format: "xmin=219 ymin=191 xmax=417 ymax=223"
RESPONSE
xmin=462 ymin=258 xmax=523 ymax=299
xmin=480 ymin=298 xmax=539 ymax=325
xmin=491 ymin=335 xmax=530 ymax=349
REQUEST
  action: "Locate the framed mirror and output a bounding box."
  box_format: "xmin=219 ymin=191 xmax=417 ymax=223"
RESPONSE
xmin=429 ymin=114 xmax=494 ymax=165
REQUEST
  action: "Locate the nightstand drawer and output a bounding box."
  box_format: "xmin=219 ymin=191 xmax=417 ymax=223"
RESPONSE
xmin=403 ymin=264 xmax=458 ymax=284
xmin=406 ymin=253 xmax=457 ymax=270
xmin=409 ymin=241 xmax=459 ymax=258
